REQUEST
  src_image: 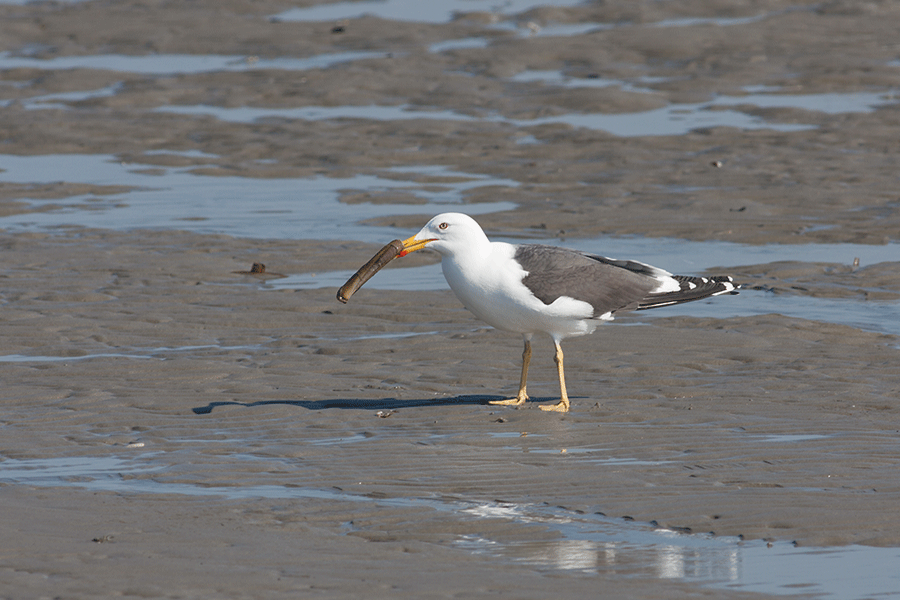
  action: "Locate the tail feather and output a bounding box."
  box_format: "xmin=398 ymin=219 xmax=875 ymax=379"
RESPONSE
xmin=637 ymin=275 xmax=737 ymax=310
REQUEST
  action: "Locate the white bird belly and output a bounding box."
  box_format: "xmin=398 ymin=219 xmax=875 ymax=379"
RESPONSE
xmin=441 ymin=245 xmax=600 ymax=340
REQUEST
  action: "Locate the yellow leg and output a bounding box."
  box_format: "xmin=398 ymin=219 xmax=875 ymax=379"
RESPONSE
xmin=540 ymin=340 xmax=570 ymax=412
xmin=489 ymin=339 xmax=531 ymax=406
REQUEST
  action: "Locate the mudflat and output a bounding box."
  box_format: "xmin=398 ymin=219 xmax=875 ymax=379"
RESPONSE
xmin=1 ymin=1 xmax=899 ymax=598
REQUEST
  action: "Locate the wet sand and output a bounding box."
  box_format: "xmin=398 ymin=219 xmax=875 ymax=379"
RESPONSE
xmin=2 ymin=228 xmax=899 ymax=598
xmin=2 ymin=0 xmax=900 ymax=598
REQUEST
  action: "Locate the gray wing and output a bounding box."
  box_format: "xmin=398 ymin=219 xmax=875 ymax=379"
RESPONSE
xmin=514 ymin=244 xmax=737 ymax=318
xmin=514 ymin=245 xmax=662 ymax=317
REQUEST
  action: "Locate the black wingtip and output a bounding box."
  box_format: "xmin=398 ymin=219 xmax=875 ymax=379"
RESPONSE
xmin=636 ymin=275 xmax=738 ymax=311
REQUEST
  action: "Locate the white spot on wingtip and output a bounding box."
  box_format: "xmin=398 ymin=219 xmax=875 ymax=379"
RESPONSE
xmin=652 ymin=275 xmax=681 ymax=294
xmin=714 ymin=281 xmax=737 ymax=294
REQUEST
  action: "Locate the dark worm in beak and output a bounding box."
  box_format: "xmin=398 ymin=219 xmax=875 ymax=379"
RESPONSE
xmin=336 ymin=239 xmax=404 ymax=303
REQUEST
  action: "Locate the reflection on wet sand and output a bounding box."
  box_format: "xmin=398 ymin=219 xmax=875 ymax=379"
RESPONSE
xmin=6 ymin=451 xmax=894 ymax=598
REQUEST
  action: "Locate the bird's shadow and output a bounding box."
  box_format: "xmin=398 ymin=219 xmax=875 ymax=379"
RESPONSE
xmin=191 ymin=394 xmax=516 ymax=415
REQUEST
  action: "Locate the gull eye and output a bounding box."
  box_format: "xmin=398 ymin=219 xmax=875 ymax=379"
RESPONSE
xmin=438 ymin=222 xmax=449 ymax=230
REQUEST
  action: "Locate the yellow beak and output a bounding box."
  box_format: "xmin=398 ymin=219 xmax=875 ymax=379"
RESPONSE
xmin=398 ymin=235 xmax=436 ymax=257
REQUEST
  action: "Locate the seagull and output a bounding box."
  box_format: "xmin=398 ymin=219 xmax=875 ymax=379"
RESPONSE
xmin=397 ymin=213 xmax=737 ymax=412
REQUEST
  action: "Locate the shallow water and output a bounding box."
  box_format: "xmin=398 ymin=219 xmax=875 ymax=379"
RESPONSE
xmin=0 ymin=50 xmax=389 ymax=74
xmin=271 ymin=0 xmax=788 ymax=34
xmin=7 ymin=43 xmax=891 ymax=137
xmin=0 ymin=154 xmax=517 ymax=241
xmin=0 ymin=352 xmax=155 ymax=362
xmin=152 ymin=98 xmax=820 ymax=136
xmin=0 ymin=343 xmax=264 ymax=363
xmin=1 ymin=150 xmax=896 ymax=340
xmin=273 ymin=0 xmax=585 ymax=25
xmin=269 ymin=232 xmax=900 ymax=337
xmin=273 ymin=267 xmax=900 ymax=337
xmin=144 ymin=80 xmax=893 ymax=136
xmin=2 ymin=453 xmax=898 ymax=599
xmin=0 ymin=151 xmax=895 ymax=254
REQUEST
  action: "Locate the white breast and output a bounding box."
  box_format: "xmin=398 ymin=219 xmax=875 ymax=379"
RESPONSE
xmin=440 ymin=242 xmax=600 ymax=340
